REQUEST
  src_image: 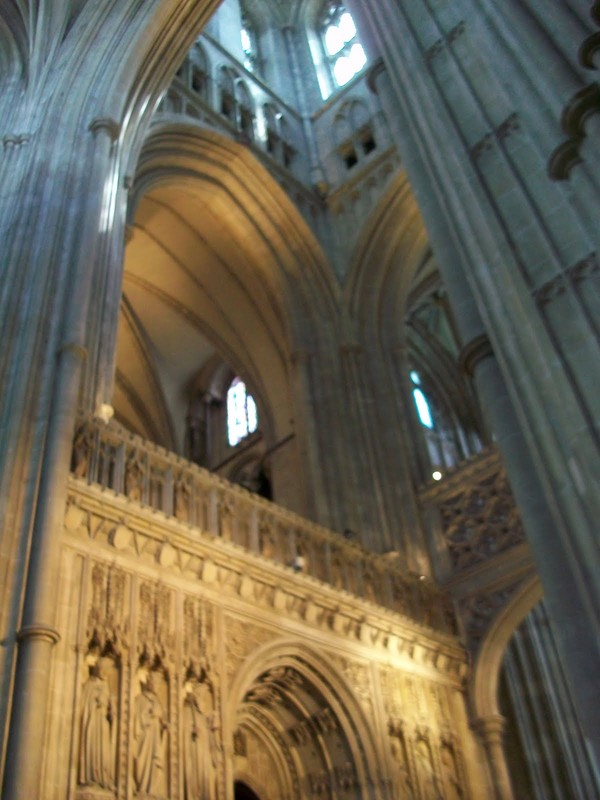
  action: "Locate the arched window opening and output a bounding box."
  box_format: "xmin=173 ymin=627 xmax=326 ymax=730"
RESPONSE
xmin=190 ymin=43 xmax=210 ymax=99
xmin=320 ymin=3 xmax=367 ymax=89
xmin=227 ymin=378 xmax=258 ymax=446
xmin=235 ymin=81 xmax=255 ymax=141
xmin=410 ymin=371 xmax=434 ymax=429
xmin=219 ymin=67 xmax=236 ymax=121
xmin=263 ymin=104 xmax=280 ymax=155
xmin=241 ymin=16 xmax=258 ymax=72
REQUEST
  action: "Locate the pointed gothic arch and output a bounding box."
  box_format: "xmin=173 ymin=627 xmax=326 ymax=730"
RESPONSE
xmin=226 ymin=639 xmax=385 ymax=799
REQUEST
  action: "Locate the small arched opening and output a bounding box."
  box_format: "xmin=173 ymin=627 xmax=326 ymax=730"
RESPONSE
xmin=234 ymin=781 xmax=261 ymax=800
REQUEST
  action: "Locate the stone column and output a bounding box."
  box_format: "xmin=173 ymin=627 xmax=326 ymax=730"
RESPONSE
xmin=361 ymin=0 xmax=600 ymax=769
xmin=474 ymin=715 xmax=515 ymax=800
xmin=503 ymin=603 xmax=600 ymax=799
xmin=0 ymin=2 xmax=222 ymax=795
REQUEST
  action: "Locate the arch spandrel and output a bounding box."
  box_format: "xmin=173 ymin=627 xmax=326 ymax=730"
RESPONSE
xmin=343 ymin=169 xmax=430 ymax=341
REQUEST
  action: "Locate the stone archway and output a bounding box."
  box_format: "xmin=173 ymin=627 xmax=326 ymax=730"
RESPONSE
xmin=227 ymin=644 xmax=382 ymax=800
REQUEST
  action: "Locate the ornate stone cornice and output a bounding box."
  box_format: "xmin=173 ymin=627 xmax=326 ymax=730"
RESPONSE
xmin=458 ymin=333 xmax=493 ymax=377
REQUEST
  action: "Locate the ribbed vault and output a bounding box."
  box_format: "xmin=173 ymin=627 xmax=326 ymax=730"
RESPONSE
xmin=116 ymin=124 xmax=336 ymax=515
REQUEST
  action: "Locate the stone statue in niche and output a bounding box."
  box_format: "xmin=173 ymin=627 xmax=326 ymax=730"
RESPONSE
xmin=218 ymin=496 xmax=234 ymax=541
xmin=78 ymin=658 xmax=115 ymax=790
xmin=414 ymin=737 xmax=443 ymax=800
xmin=259 ymin=523 xmax=275 ymax=559
xmin=440 ymin=743 xmax=463 ymax=800
xmin=182 ymin=662 xmax=219 ymax=800
xmin=389 ymin=720 xmax=416 ymax=800
xmin=72 ymin=427 xmax=92 ymax=479
xmin=134 ymin=671 xmax=168 ymax=799
xmin=175 ymin=478 xmax=190 ymax=522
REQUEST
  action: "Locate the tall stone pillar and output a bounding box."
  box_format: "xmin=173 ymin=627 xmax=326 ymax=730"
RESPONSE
xmin=360 ymin=0 xmax=600 ymax=768
xmin=0 ymin=2 xmax=221 ymax=795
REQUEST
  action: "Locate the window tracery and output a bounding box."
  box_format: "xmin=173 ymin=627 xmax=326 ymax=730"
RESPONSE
xmin=320 ymin=3 xmax=366 ymax=89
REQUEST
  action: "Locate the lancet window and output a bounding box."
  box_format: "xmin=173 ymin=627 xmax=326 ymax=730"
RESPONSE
xmin=227 ymin=378 xmax=258 ymax=447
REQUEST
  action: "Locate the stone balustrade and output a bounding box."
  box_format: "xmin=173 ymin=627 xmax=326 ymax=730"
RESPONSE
xmin=71 ymin=416 xmax=457 ymax=635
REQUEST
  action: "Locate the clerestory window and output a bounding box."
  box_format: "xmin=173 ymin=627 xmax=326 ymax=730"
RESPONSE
xmin=241 ymin=17 xmax=258 ymax=72
xmin=410 ymin=371 xmax=434 ymax=429
xmin=320 ymin=3 xmax=366 ymax=88
xmin=227 ymin=378 xmax=258 ymax=446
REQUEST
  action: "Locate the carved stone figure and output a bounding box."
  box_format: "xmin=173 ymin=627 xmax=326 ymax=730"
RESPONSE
xmin=414 ymin=738 xmax=443 ymax=799
xmin=182 ymin=672 xmax=218 ymax=800
xmin=134 ymin=674 xmax=167 ymax=798
xmin=440 ymin=744 xmax=463 ymax=800
xmin=390 ymin=736 xmax=415 ymax=800
xmin=175 ymin=479 xmax=190 ymax=522
xmin=72 ymin=428 xmax=91 ymax=479
xmin=78 ymin=660 xmax=114 ymax=789
xmin=125 ymin=455 xmax=144 ymax=502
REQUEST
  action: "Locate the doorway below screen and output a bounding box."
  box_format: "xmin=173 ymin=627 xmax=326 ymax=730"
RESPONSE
xmin=234 ymin=781 xmax=261 ymax=800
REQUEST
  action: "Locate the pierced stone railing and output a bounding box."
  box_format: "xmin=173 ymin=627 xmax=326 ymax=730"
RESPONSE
xmin=71 ymin=417 xmax=457 ymax=636
xmin=419 ymin=448 xmax=527 ymax=576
